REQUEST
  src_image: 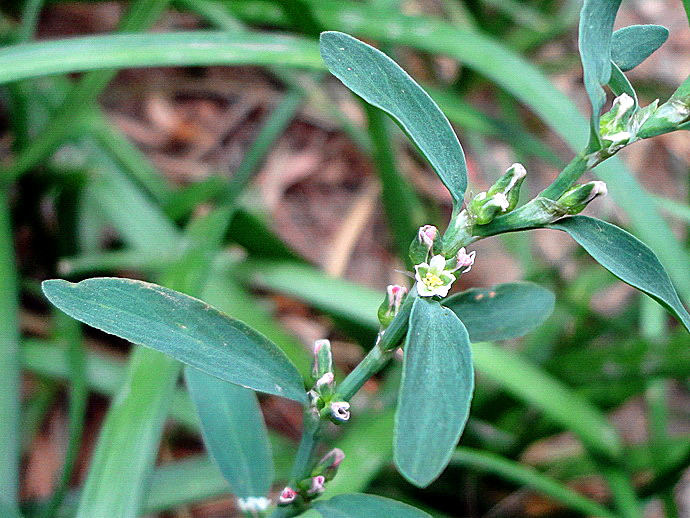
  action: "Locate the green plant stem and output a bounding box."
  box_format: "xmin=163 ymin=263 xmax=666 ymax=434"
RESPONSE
xmin=539 ymin=153 xmax=590 ymax=200
xmin=337 ymin=343 xmax=392 ymax=401
xmin=2 ymin=0 xmax=171 ymax=185
xmin=0 ymin=188 xmax=20 ymax=515
xmin=289 ymin=412 xmax=322 ymax=484
xmin=337 ymin=291 xmax=414 ymax=400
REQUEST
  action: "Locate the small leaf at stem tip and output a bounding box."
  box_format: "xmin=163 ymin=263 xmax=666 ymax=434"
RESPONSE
xmin=41 ymin=277 xmax=307 ymax=403
xmin=611 ymin=24 xmax=669 ymax=72
xmin=578 ymin=0 xmax=623 ymax=146
xmin=319 ymin=31 xmax=467 ymax=204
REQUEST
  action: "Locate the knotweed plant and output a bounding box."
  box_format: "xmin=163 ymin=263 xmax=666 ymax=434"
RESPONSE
xmin=42 ymin=3 xmax=690 ymax=517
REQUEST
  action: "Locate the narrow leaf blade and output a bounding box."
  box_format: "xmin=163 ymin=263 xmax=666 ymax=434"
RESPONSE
xmin=578 ymin=0 xmax=622 ymax=145
xmin=443 ymin=282 xmax=555 ymax=342
xmin=395 ymin=297 xmax=474 ymax=487
xmin=184 ymin=367 xmax=273 ymax=498
xmin=319 ymin=31 xmax=467 ymax=203
xmin=611 ymin=24 xmax=669 ymax=72
xmin=41 ymin=278 xmax=306 ymax=403
xmin=312 ymin=493 xmax=431 ymax=517
xmin=549 ymin=216 xmax=690 ymax=332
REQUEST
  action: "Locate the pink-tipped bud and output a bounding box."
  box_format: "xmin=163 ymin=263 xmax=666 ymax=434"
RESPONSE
xmin=307 ymin=475 xmax=326 ymax=495
xmin=418 ymin=225 xmax=438 ymax=248
xmin=379 ymin=284 xmax=408 ymax=328
xmin=329 ymin=401 xmax=351 ymax=423
xmin=313 ymin=447 xmax=345 ymax=481
xmin=313 ymin=338 xmax=330 ymax=355
xmin=410 ymin=225 xmax=439 ymax=264
xmin=315 ymin=372 xmax=335 ymax=391
xmin=451 ymin=247 xmax=476 ymax=273
xmin=311 ymin=339 xmax=333 ymax=381
xmin=278 ymin=487 xmax=297 ymax=505
xmin=387 ymin=284 xmax=407 ymax=312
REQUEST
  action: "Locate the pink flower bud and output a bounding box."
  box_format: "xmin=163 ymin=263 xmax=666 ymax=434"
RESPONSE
xmin=330 ymin=401 xmax=351 ymax=423
xmin=418 ymin=225 xmax=438 ymax=248
xmin=313 ymin=338 xmax=330 ymax=355
xmin=308 ymin=475 xmax=326 ymax=495
xmin=320 ymin=447 xmax=345 ymax=469
xmin=452 ymin=247 xmax=476 ymax=273
xmin=315 ymin=372 xmax=335 ymax=391
xmin=279 ymin=487 xmax=297 ymax=505
xmin=387 ymin=284 xmax=407 ymax=312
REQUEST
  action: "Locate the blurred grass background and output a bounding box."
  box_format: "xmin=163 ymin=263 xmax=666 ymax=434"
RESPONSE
xmin=0 ymin=0 xmax=689 ymax=517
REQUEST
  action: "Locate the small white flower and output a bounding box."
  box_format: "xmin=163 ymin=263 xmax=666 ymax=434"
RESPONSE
xmin=414 ymin=254 xmax=456 ymax=297
xmin=330 ymin=401 xmax=351 ymax=422
xmin=237 ymin=496 xmax=271 ymax=513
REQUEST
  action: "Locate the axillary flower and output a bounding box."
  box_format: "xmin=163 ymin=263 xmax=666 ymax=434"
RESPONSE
xmin=414 ymin=250 xmax=475 ymax=297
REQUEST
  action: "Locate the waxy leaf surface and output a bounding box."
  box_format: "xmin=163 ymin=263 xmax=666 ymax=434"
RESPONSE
xmin=443 ymin=282 xmax=555 ymax=342
xmin=578 ymin=0 xmax=621 ymax=145
xmin=320 ymin=31 xmax=467 ymax=203
xmin=550 ymin=216 xmax=690 ymax=332
xmin=311 ymin=493 xmax=431 ymax=517
xmin=611 ymin=25 xmax=669 ymax=72
xmin=185 ymin=367 xmax=273 ymax=498
xmin=42 ymin=278 xmax=306 ymax=403
xmin=395 ymin=297 xmax=474 ymax=487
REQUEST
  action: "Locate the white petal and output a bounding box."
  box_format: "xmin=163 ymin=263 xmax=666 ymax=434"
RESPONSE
xmin=416 ymin=280 xmax=436 ymax=297
xmin=429 ymin=254 xmax=446 ymax=271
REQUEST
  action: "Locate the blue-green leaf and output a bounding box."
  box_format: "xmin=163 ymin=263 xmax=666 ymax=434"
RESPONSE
xmin=579 ymin=0 xmax=622 ymax=147
xmin=611 ymin=25 xmax=669 ymax=72
xmin=549 ymin=216 xmax=690 ymax=332
xmin=395 ymin=297 xmax=473 ymax=487
xmin=184 ymin=367 xmax=273 ymax=498
xmin=41 ymin=278 xmax=307 ymax=403
xmin=443 ymin=282 xmax=555 ymax=342
xmin=319 ymin=31 xmax=467 ymax=203
xmin=312 ymin=493 xmax=431 ymax=517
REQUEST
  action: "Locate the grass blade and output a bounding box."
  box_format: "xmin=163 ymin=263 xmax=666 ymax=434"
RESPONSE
xmin=0 ymin=189 xmax=20 ymax=514
xmin=450 ymin=448 xmax=615 ymax=518
xmin=2 ymin=0 xmax=171 ymax=185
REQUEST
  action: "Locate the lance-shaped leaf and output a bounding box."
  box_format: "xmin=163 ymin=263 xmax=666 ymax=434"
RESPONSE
xmin=578 ymin=0 xmax=622 ymax=147
xmin=312 ymin=493 xmax=431 ymax=517
xmin=395 ymin=297 xmax=474 ymax=487
xmin=41 ymin=278 xmax=307 ymax=403
xmin=549 ymin=216 xmax=690 ymax=332
xmin=443 ymin=282 xmax=555 ymax=342
xmin=320 ymin=31 xmax=467 ymax=203
xmin=611 ymin=25 xmax=669 ymax=72
xmin=184 ymin=367 xmax=273 ymax=498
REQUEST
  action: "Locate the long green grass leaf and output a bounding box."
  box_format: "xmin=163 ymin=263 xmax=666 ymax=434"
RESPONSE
xmin=450 ymin=448 xmax=615 ymax=518
xmin=0 ymin=190 xmax=20 ymax=514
